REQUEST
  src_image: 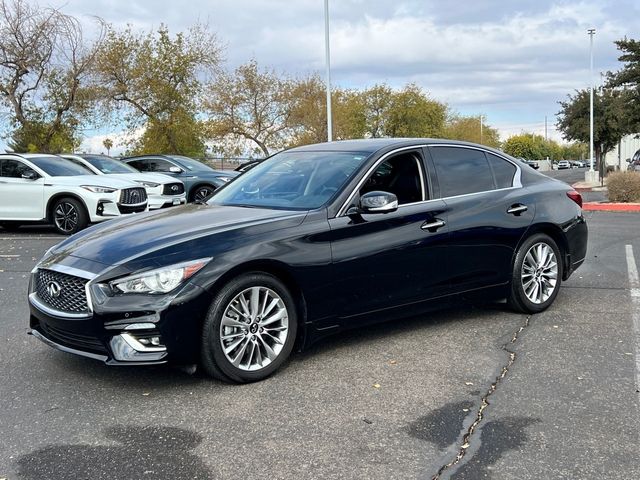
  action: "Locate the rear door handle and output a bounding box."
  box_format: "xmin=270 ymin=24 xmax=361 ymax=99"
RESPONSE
xmin=421 ymin=219 xmax=446 ymax=232
xmin=507 ymin=204 xmax=528 ymax=215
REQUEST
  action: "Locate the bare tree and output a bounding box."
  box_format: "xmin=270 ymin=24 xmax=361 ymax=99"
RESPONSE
xmin=0 ymin=0 xmax=104 ymax=152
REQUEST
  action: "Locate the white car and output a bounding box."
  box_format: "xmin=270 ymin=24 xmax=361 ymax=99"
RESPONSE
xmin=0 ymin=153 xmax=149 ymax=235
xmin=61 ymin=154 xmax=187 ymax=210
xmin=557 ymin=160 xmax=571 ymax=170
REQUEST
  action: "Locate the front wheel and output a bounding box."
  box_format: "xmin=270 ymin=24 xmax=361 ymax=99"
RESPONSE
xmin=201 ymin=272 xmax=298 ymax=383
xmin=52 ymin=197 xmax=88 ymax=235
xmin=508 ymin=234 xmax=563 ymax=313
xmin=190 ymin=185 xmax=215 ymax=203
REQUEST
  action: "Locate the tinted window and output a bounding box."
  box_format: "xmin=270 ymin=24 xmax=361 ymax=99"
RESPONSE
xmin=145 ymin=158 xmax=176 ymax=173
xmin=83 ymin=155 xmax=138 ymax=174
xmin=210 ymin=151 xmax=368 ymax=210
xmin=1 ymin=159 xmax=35 ymax=178
xmin=27 ymin=156 xmax=93 ymax=176
xmin=360 ymin=152 xmax=424 ymax=205
xmin=431 ymin=147 xmax=494 ymax=197
xmin=127 ymin=159 xmax=149 ymax=171
xmin=486 ymin=153 xmax=516 ymax=188
xmin=168 ymin=155 xmax=214 ymax=173
xmin=65 ymin=157 xmax=97 ymax=174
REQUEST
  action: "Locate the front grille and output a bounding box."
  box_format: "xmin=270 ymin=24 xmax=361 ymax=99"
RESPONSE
xmin=163 ymin=183 xmax=185 ymax=195
xmin=117 ymin=204 xmax=147 ymax=214
xmin=35 ymin=269 xmax=89 ymax=313
xmin=119 ymin=187 xmax=148 ymax=205
xmin=39 ymin=322 xmax=106 ymax=353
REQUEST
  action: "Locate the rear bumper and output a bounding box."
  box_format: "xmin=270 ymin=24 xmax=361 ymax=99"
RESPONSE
xmin=563 ymin=215 xmax=588 ymax=280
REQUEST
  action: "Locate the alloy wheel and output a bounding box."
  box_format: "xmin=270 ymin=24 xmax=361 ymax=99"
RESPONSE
xmin=219 ymin=286 xmax=289 ymax=372
xmin=194 ymin=186 xmax=214 ymax=202
xmin=54 ymin=202 xmax=79 ymax=233
xmin=521 ymin=242 xmax=558 ymax=304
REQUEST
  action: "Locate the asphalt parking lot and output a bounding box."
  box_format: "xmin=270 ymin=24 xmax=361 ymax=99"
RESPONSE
xmin=2 ymin=209 xmax=639 ymax=479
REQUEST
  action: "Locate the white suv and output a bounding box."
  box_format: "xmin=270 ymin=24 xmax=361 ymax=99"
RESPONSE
xmin=61 ymin=154 xmax=187 ymax=209
xmin=0 ymin=153 xmax=149 ymax=235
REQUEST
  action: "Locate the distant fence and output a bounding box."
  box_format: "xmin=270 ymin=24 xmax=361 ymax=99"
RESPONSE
xmin=198 ymin=157 xmax=262 ymax=170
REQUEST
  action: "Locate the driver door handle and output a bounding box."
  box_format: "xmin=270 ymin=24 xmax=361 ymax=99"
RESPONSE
xmin=421 ymin=219 xmax=446 ymax=232
xmin=507 ymin=204 xmax=528 ymax=215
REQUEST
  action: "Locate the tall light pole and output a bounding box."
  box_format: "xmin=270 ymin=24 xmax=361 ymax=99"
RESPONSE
xmin=323 ymin=0 xmax=333 ymax=142
xmin=588 ymin=28 xmax=595 ymax=175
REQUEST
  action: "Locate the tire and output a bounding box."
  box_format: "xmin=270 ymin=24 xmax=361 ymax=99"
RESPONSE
xmin=189 ymin=184 xmax=216 ymax=203
xmin=0 ymin=221 xmax=21 ymax=232
xmin=508 ymin=233 xmax=563 ymax=313
xmin=201 ymin=272 xmax=298 ymax=383
xmin=51 ymin=197 xmax=88 ymax=235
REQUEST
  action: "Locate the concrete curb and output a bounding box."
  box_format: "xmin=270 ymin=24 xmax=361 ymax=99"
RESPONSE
xmin=583 ymin=202 xmax=640 ymax=212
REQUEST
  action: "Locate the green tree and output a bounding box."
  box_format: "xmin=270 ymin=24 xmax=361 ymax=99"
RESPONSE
xmin=385 ymin=84 xmax=446 ymax=138
xmin=607 ymin=37 xmax=640 ymax=129
xmin=443 ymin=114 xmax=500 ymax=148
xmin=557 ymin=87 xmax=633 ymax=171
xmin=0 ymin=0 xmax=103 ymax=152
xmin=503 ymin=133 xmax=552 ymax=160
xmin=95 ymin=23 xmax=221 ymax=154
xmin=102 ymin=137 xmax=113 ymax=155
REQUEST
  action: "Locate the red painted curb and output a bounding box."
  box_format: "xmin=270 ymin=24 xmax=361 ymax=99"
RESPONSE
xmin=583 ymin=202 xmax=640 ymax=212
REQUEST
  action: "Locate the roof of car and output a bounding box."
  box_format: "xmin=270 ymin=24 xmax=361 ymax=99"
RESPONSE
xmin=0 ymin=153 xmax=60 ymax=159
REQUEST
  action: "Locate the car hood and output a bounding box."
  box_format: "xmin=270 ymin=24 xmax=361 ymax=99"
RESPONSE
xmin=45 ymin=204 xmax=306 ymax=268
xmin=48 ymin=175 xmax=142 ymax=189
xmin=102 ymin=173 xmax=182 ymax=185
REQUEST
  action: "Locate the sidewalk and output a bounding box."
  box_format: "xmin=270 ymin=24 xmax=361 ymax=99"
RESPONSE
xmin=571 ymin=181 xmax=640 ymax=212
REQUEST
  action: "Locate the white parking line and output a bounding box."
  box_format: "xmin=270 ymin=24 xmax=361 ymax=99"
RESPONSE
xmin=625 ymin=245 xmax=640 ymax=396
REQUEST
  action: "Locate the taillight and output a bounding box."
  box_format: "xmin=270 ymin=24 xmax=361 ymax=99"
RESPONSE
xmin=566 ymin=190 xmax=582 ymax=208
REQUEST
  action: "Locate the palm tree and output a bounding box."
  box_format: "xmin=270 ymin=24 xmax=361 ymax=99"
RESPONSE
xmin=103 ymin=138 xmax=113 ymax=156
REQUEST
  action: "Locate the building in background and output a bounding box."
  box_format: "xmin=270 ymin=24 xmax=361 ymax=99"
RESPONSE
xmin=604 ymin=134 xmax=640 ymax=170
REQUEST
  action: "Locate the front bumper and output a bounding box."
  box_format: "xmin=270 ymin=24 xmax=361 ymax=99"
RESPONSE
xmin=148 ymin=193 xmax=187 ymax=210
xmin=28 ymin=269 xmax=211 ymax=366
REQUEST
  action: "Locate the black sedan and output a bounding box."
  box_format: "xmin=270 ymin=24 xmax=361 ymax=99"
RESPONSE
xmin=28 ymin=139 xmax=588 ymax=383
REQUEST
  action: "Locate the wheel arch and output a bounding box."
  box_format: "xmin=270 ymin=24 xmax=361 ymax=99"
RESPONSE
xmin=516 ymin=223 xmax=571 ymax=280
xmin=204 ymin=259 xmax=308 ymax=350
xmin=45 ymin=192 xmax=90 ymax=222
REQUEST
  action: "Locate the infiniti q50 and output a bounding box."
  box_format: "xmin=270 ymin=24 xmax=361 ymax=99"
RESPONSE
xmin=28 ymin=139 xmax=588 ymax=383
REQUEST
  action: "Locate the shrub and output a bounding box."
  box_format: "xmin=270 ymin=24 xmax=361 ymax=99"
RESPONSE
xmin=607 ymin=171 xmax=640 ymax=202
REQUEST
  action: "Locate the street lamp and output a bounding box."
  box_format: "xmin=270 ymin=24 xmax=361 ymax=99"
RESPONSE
xmin=588 ymin=28 xmax=596 ymax=178
xmin=323 ymin=0 xmax=333 ymax=142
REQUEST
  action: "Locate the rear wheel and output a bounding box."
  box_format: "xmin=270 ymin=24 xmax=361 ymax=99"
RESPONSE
xmin=508 ymin=233 xmax=562 ymax=313
xmin=0 ymin=221 xmax=21 ymax=232
xmin=51 ymin=197 xmax=88 ymax=235
xmin=201 ymin=272 xmax=298 ymax=383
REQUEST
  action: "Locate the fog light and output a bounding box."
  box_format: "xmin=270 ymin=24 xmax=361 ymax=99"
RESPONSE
xmin=109 ymin=333 xmax=167 ymax=362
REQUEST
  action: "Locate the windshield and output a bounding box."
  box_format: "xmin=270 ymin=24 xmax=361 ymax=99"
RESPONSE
xmin=29 ymin=156 xmax=94 ymax=176
xmin=83 ymin=155 xmax=138 ymax=174
xmin=208 ymin=151 xmax=369 ymax=210
xmin=169 ymin=155 xmax=215 ymax=173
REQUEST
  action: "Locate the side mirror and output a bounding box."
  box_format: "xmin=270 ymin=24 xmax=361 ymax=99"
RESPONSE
xmin=22 ymin=170 xmax=39 ymax=180
xmin=359 ymin=191 xmax=398 ymax=214
xmin=169 ymin=166 xmax=183 ymax=173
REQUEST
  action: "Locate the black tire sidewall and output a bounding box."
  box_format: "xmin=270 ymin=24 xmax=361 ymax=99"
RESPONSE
xmin=52 ymin=197 xmax=88 ymax=235
xmin=190 ymin=184 xmax=215 ymax=202
xmin=510 ymin=233 xmax=563 ymax=313
xmin=201 ymin=272 xmax=298 ymax=383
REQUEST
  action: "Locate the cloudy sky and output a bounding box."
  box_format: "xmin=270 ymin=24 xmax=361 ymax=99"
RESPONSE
xmin=29 ymin=0 xmax=640 ymax=151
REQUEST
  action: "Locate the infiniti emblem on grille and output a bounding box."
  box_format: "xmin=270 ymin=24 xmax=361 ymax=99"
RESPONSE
xmin=171 ymin=185 xmax=179 ymax=192
xmin=131 ymin=191 xmax=139 ymax=200
xmin=47 ymin=281 xmax=62 ymax=298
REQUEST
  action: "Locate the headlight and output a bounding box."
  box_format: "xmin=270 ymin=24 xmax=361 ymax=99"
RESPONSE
xmin=109 ymin=258 xmax=211 ymax=294
xmin=137 ymin=181 xmax=160 ymax=188
xmin=82 ymin=185 xmax=118 ymax=193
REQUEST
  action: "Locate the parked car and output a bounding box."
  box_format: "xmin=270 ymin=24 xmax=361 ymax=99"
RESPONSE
xmin=122 ymin=154 xmax=238 ymax=202
xmin=27 ymin=139 xmax=587 ymax=382
xmin=557 ymin=160 xmax=571 ymax=169
xmin=627 ymin=149 xmax=640 ymax=172
xmin=61 ymin=154 xmax=187 ymax=209
xmin=235 ymin=159 xmax=262 ymax=173
xmin=0 ymin=153 xmax=148 ymax=235
xmin=572 ymin=160 xmax=587 ymax=168
xmin=524 ymin=160 xmax=539 ymax=169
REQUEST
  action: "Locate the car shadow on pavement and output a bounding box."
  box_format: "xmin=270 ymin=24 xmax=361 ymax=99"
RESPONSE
xmin=16 ymin=425 xmax=211 ymax=480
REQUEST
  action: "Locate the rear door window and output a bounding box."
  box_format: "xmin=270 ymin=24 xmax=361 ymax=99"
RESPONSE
xmin=430 ymin=147 xmax=494 ymax=197
xmin=127 ymin=159 xmax=150 ymax=171
xmin=486 ymin=153 xmax=516 ymax=188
